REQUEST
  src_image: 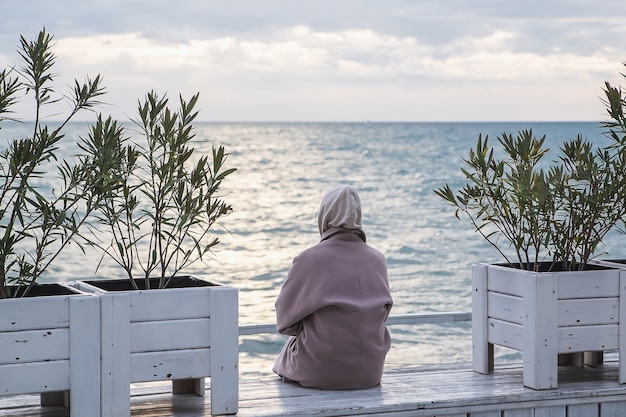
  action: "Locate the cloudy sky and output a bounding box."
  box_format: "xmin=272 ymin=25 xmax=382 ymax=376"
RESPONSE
xmin=1 ymin=0 xmax=626 ymax=122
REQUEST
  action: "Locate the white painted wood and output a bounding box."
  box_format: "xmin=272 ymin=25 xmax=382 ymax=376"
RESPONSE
xmin=0 ymin=361 xmax=69 ymax=395
xmin=472 ymin=264 xmax=490 ymax=374
xmin=0 ymin=328 xmax=69 ymax=365
xmin=128 ymin=288 xmax=211 ymax=322
xmin=130 ymin=318 xmax=211 ymax=352
xmin=72 ymin=281 xmax=108 ymax=293
xmin=567 ymin=403 xmax=599 ymax=417
xmin=557 ymin=324 xmax=618 ymax=352
xmin=130 ymin=348 xmax=211 ymax=382
xmin=487 ymin=292 xmax=524 ymax=324
xmin=0 ymin=296 xmax=69 ymax=332
xmin=209 ymin=285 xmax=239 ymax=415
xmin=601 ymin=400 xmax=626 ymax=416
xmin=557 ymin=271 xmax=620 ymax=299
xmin=533 ymin=406 xmax=566 ymax=417
xmin=502 ymin=409 xmax=533 ymax=417
xmin=5 ymin=359 xmax=626 ymax=417
xmin=557 ymin=298 xmax=618 ymax=326
xmin=0 ymin=289 xmax=103 ymax=417
xmin=487 ymin=319 xmax=523 ymax=350
xmin=79 ymin=277 xmax=239 ymax=416
xmin=100 ymin=293 xmax=131 ymax=417
xmin=471 ymin=412 xmax=500 ymax=417
xmin=239 ymin=312 xmax=473 ymax=335
xmin=522 ymin=272 xmax=557 ymax=390
xmin=475 ymin=263 xmax=625 ymax=389
xmin=618 ymin=269 xmax=626 ymax=384
xmin=68 ymin=294 xmax=101 ymax=416
xmin=485 ymin=264 xmax=524 ymax=296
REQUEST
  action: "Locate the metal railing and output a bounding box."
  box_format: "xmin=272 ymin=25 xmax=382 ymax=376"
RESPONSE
xmin=238 ymin=311 xmax=472 ymax=335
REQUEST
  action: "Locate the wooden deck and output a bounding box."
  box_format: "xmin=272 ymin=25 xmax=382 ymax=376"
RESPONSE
xmin=3 ymin=359 xmax=626 ymax=417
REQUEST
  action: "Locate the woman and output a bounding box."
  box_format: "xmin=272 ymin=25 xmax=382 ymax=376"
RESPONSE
xmin=273 ymin=185 xmax=393 ymax=389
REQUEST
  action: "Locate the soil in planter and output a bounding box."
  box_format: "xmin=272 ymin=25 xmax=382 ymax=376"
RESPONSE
xmin=494 ymin=261 xmax=609 ymax=272
xmin=82 ymin=275 xmax=219 ymax=291
xmin=8 ymin=283 xmax=80 ymax=297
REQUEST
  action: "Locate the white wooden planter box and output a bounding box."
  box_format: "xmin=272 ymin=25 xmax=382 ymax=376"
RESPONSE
xmin=472 ymin=263 xmax=626 ymax=390
xmin=75 ymin=276 xmax=238 ymax=416
xmin=0 ymin=283 xmax=100 ymax=416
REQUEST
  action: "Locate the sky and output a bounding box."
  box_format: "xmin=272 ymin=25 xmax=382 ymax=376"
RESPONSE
xmin=1 ymin=0 xmax=626 ymax=122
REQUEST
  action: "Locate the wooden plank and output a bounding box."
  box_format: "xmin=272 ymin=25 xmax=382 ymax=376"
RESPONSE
xmin=0 ymin=297 xmax=69 ymax=332
xmin=485 ymin=264 xmax=523 ymax=296
xmin=619 ymin=271 xmax=626 ymax=384
xmin=128 ymin=288 xmax=211 ymax=322
xmin=487 ymin=318 xmax=523 ymax=350
xmin=557 ymin=324 xmax=618 ymax=352
xmin=522 ymin=272 xmax=557 ymax=389
xmin=557 ymin=271 xmax=619 ymax=299
xmin=0 ymin=328 xmax=69 ymax=365
xmin=3 ymin=360 xmax=626 ymax=416
xmin=567 ymin=403 xmax=598 ymax=417
xmin=130 ymin=348 xmax=211 ymax=382
xmin=208 ymin=285 xmax=239 ymax=415
xmin=487 ymin=292 xmax=523 ymax=324
xmin=534 ymin=406 xmax=566 ymax=417
xmin=472 ymin=264 xmax=490 ymax=374
xmin=0 ymin=361 xmax=69 ymax=396
xmin=502 ymin=408 xmax=535 ymax=417
xmin=557 ymin=298 xmax=618 ymax=326
xmin=68 ymin=295 xmax=100 ymax=416
xmin=503 ymin=409 xmax=533 ymax=417
xmin=130 ymin=318 xmax=211 ymax=352
xmin=100 ymin=293 xmax=131 ymax=417
xmin=601 ymin=400 xmax=626 ymax=417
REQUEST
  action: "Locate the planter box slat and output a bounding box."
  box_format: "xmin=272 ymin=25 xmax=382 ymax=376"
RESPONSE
xmin=0 ymin=361 xmax=69 ymax=396
xmin=0 ymin=328 xmax=69 ymax=365
xmin=488 ymin=292 xmax=524 ymax=324
xmin=130 ymin=348 xmax=211 ymax=382
xmin=130 ymin=318 xmax=211 ymax=353
xmin=0 ymin=297 xmax=69 ymax=332
xmin=557 ymin=272 xmax=620 ymax=299
xmin=128 ymin=289 xmax=211 ymax=322
xmin=558 ymin=298 xmax=618 ymax=326
xmin=557 ymin=324 xmax=619 ymax=352
xmin=68 ymin=294 xmax=101 ymax=415
xmin=486 ymin=266 xmax=524 ymax=296
xmin=487 ymin=318 xmax=523 ymax=350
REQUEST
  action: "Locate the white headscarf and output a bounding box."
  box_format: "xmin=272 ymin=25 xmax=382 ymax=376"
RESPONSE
xmin=317 ymin=185 xmax=363 ymax=235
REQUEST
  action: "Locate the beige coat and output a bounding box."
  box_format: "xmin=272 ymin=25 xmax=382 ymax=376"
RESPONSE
xmin=273 ymin=226 xmax=393 ymax=389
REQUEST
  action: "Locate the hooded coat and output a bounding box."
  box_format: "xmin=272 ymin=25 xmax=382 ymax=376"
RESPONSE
xmin=273 ymin=185 xmax=393 ymax=389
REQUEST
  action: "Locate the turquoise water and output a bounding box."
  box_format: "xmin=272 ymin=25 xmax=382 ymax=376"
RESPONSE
xmin=2 ymin=121 xmax=624 ymax=377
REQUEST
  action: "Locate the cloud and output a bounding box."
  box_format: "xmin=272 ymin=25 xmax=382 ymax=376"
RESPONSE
xmin=52 ymin=24 xmax=619 ymax=84
xmin=2 ymin=1 xmax=626 ymax=121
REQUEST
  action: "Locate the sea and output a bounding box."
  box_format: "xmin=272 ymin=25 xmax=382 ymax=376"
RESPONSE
xmin=2 ymin=120 xmax=626 ymax=378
